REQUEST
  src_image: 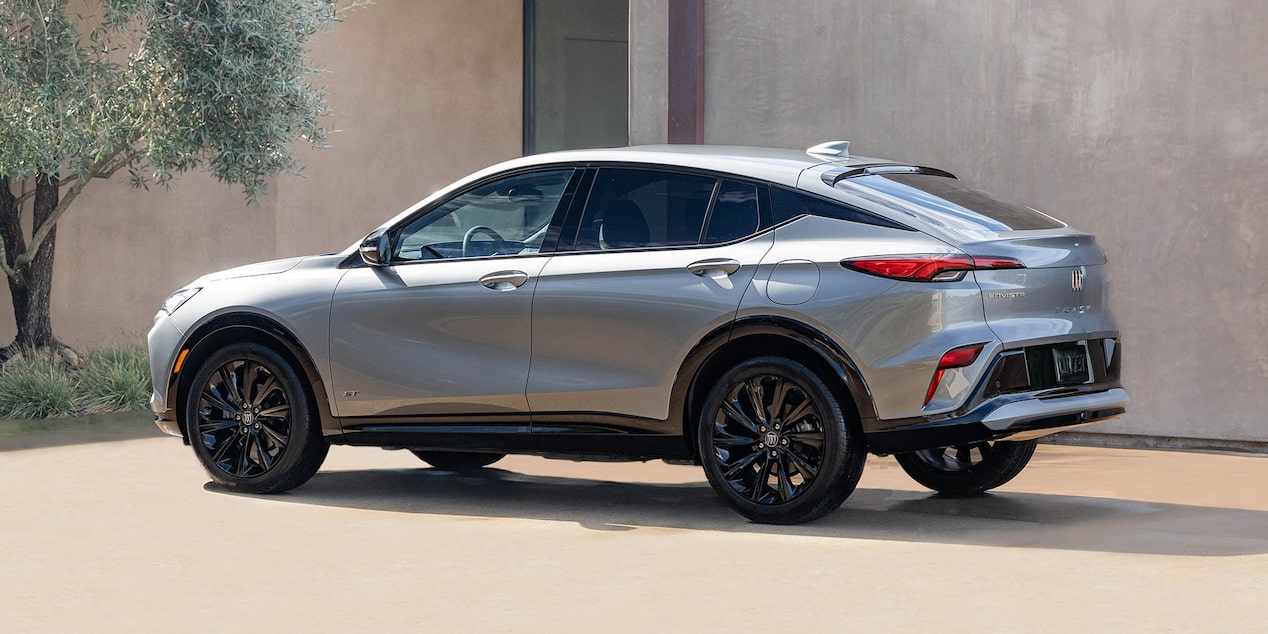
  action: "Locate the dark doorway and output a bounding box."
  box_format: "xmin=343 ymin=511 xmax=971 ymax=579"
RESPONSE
xmin=524 ymin=0 xmax=630 ymax=154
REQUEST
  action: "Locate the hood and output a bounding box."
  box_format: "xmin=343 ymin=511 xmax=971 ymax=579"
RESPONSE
xmin=193 ymin=257 xmax=306 ymax=285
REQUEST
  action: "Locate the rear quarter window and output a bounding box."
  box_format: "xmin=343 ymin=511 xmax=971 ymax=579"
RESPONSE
xmin=770 ymin=187 xmax=910 ymax=230
xmin=703 ymin=181 xmax=760 ymax=243
xmin=837 ymin=174 xmax=1065 ymax=231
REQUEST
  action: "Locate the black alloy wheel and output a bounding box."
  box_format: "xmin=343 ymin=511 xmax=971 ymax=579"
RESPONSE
xmin=186 ymin=343 xmax=328 ymax=493
xmin=894 ymin=439 xmax=1038 ymax=496
xmin=410 ymin=450 xmax=505 ymax=472
xmin=698 ymin=356 xmax=865 ymax=524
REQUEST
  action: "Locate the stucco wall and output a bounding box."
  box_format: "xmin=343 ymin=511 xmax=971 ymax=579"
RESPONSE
xmin=633 ymin=0 xmax=1268 ymax=442
xmin=629 ymin=0 xmax=669 ymax=145
xmin=0 ymin=0 xmax=523 ymax=349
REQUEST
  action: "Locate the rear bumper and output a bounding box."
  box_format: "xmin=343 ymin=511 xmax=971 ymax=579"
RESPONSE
xmin=865 ymin=387 xmax=1129 ymax=454
xmin=982 ymin=388 xmax=1128 ymax=432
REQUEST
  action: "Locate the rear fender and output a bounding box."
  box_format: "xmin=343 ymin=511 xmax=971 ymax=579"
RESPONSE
xmin=671 ymin=316 xmax=880 ymax=459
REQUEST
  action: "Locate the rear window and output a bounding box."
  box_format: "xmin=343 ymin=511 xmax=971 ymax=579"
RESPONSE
xmin=836 ymin=174 xmax=1065 ymax=232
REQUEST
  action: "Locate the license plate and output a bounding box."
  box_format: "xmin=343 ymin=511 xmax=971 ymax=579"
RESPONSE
xmin=1052 ymin=343 xmax=1092 ymax=384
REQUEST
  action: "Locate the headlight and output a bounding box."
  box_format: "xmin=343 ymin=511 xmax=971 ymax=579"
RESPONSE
xmin=161 ymin=287 xmax=201 ymax=315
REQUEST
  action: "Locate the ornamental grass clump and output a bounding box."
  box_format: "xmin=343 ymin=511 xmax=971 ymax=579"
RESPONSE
xmin=0 ymin=345 xmax=151 ymax=418
xmin=0 ymin=352 xmax=78 ymax=418
xmin=77 ymin=345 xmax=150 ymax=414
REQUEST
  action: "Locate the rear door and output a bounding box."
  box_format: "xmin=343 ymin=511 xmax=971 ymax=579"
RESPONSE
xmin=527 ymin=169 xmax=773 ymax=431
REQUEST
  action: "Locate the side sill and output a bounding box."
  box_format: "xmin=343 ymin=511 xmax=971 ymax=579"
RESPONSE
xmin=338 ymin=416 xmax=534 ymax=452
xmin=335 ymin=415 xmax=691 ymax=460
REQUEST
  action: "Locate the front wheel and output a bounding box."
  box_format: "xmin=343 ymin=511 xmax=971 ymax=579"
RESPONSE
xmin=185 ymin=343 xmax=328 ymax=493
xmin=698 ymin=356 xmax=866 ymax=525
xmin=894 ymin=439 xmax=1037 ymax=496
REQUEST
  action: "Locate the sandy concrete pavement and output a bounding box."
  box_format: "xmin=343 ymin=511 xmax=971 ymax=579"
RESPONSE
xmin=2 ymin=419 xmax=1266 ymax=632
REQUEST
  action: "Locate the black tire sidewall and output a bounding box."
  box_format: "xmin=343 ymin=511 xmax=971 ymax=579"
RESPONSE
xmin=697 ymin=356 xmax=865 ymax=524
xmin=894 ymin=439 xmax=1038 ymax=496
xmin=185 ymin=342 xmax=326 ymax=493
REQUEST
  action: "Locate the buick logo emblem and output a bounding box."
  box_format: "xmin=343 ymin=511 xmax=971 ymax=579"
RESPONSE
xmin=1071 ymin=269 xmax=1085 ymax=292
xmin=764 ymin=431 xmax=779 ymax=447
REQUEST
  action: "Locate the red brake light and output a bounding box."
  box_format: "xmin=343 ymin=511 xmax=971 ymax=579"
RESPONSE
xmin=842 ymin=255 xmax=1023 ymax=282
xmin=938 ymin=345 xmax=983 ymax=369
xmin=843 ymin=256 xmax=973 ymax=281
xmin=966 ymin=256 xmax=1024 ymax=271
xmin=924 ymin=344 xmax=986 ymax=406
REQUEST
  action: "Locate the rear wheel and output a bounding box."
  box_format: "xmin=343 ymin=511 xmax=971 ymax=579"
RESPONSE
xmin=698 ymin=356 xmax=866 ymax=525
xmin=185 ymin=343 xmax=328 ymax=493
xmin=411 ymin=451 xmax=505 ymax=472
xmin=894 ymin=439 xmax=1037 ymax=496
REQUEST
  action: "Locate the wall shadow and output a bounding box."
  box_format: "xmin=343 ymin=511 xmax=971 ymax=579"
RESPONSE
xmin=208 ymin=466 xmax=1268 ymax=557
xmin=0 ymin=411 xmax=161 ymax=451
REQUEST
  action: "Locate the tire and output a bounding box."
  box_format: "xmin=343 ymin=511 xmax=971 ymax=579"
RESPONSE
xmin=410 ymin=451 xmax=505 ymax=471
xmin=697 ymin=356 xmax=866 ymax=525
xmin=185 ymin=342 xmax=328 ymax=493
xmin=894 ymin=439 xmax=1037 ymax=496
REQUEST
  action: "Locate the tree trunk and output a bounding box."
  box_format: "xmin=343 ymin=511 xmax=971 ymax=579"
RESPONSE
xmin=0 ymin=174 xmax=59 ymax=352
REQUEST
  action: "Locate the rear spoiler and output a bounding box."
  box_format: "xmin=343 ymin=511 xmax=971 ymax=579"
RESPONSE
xmin=820 ymin=164 xmax=957 ymax=187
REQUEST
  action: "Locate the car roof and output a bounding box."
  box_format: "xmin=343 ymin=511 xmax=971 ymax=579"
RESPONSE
xmin=500 ymin=144 xmax=900 ymax=187
xmin=366 ymin=144 xmax=904 ymax=240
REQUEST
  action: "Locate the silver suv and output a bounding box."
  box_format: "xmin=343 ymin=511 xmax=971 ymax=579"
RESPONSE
xmin=149 ymin=143 xmax=1128 ymax=524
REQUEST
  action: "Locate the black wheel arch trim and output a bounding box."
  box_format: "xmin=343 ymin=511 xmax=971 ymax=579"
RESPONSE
xmin=670 ymin=315 xmax=880 ymax=460
xmin=169 ymin=313 xmax=341 ymax=444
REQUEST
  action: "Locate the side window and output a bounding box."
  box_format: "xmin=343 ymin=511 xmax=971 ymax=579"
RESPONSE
xmin=770 ymin=186 xmax=910 ymax=230
xmin=575 ymin=169 xmax=716 ymax=250
xmin=703 ymin=181 xmax=759 ymax=244
xmin=394 ymin=170 xmax=574 ymax=261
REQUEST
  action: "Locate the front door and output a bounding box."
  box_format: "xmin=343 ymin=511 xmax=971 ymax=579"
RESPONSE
xmin=329 ymin=169 xmax=576 ymax=420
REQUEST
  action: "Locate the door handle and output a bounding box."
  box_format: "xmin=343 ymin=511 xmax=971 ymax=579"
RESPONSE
xmin=687 ymin=258 xmax=742 ymax=277
xmin=479 ymin=270 xmax=530 ymax=291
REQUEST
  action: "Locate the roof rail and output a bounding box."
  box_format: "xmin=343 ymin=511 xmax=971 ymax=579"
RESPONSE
xmin=806 ymin=141 xmax=850 ymax=159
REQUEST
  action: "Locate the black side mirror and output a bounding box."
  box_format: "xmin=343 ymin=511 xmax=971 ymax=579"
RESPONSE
xmin=359 ymin=229 xmax=392 ymax=266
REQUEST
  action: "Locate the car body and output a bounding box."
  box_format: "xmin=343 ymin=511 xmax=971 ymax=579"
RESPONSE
xmin=149 ymin=143 xmax=1128 ymax=523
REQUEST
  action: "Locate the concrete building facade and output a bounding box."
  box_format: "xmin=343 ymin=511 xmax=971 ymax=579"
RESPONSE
xmin=632 ymin=1 xmax=1268 ymax=445
xmin=3 ymin=1 xmax=1265 ymax=444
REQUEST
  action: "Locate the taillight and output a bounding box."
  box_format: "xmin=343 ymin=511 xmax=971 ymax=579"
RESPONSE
xmin=924 ymin=344 xmax=985 ymax=406
xmin=842 ymin=255 xmax=1023 ymax=282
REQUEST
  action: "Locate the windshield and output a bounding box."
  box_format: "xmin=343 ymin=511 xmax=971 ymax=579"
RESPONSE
xmin=836 ymin=174 xmax=1065 ymax=232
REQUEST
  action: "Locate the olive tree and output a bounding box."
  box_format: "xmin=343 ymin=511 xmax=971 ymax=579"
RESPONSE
xmin=0 ymin=0 xmax=358 ymax=359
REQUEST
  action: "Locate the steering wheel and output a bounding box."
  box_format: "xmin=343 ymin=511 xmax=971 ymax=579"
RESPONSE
xmin=462 ymin=225 xmax=509 ymax=257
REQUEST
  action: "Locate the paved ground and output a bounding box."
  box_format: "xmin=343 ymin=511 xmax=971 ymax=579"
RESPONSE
xmin=2 ymin=416 xmax=1266 ymax=632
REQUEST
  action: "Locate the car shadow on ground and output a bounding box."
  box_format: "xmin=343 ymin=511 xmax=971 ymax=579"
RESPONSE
xmin=208 ymin=465 xmax=1268 ymax=557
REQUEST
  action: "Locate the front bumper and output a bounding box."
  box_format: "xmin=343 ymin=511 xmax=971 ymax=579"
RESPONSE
xmin=152 ymin=409 xmax=182 ymax=438
xmin=866 ymin=387 xmax=1129 ymax=454
xmin=148 ymin=310 xmax=187 ymax=439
